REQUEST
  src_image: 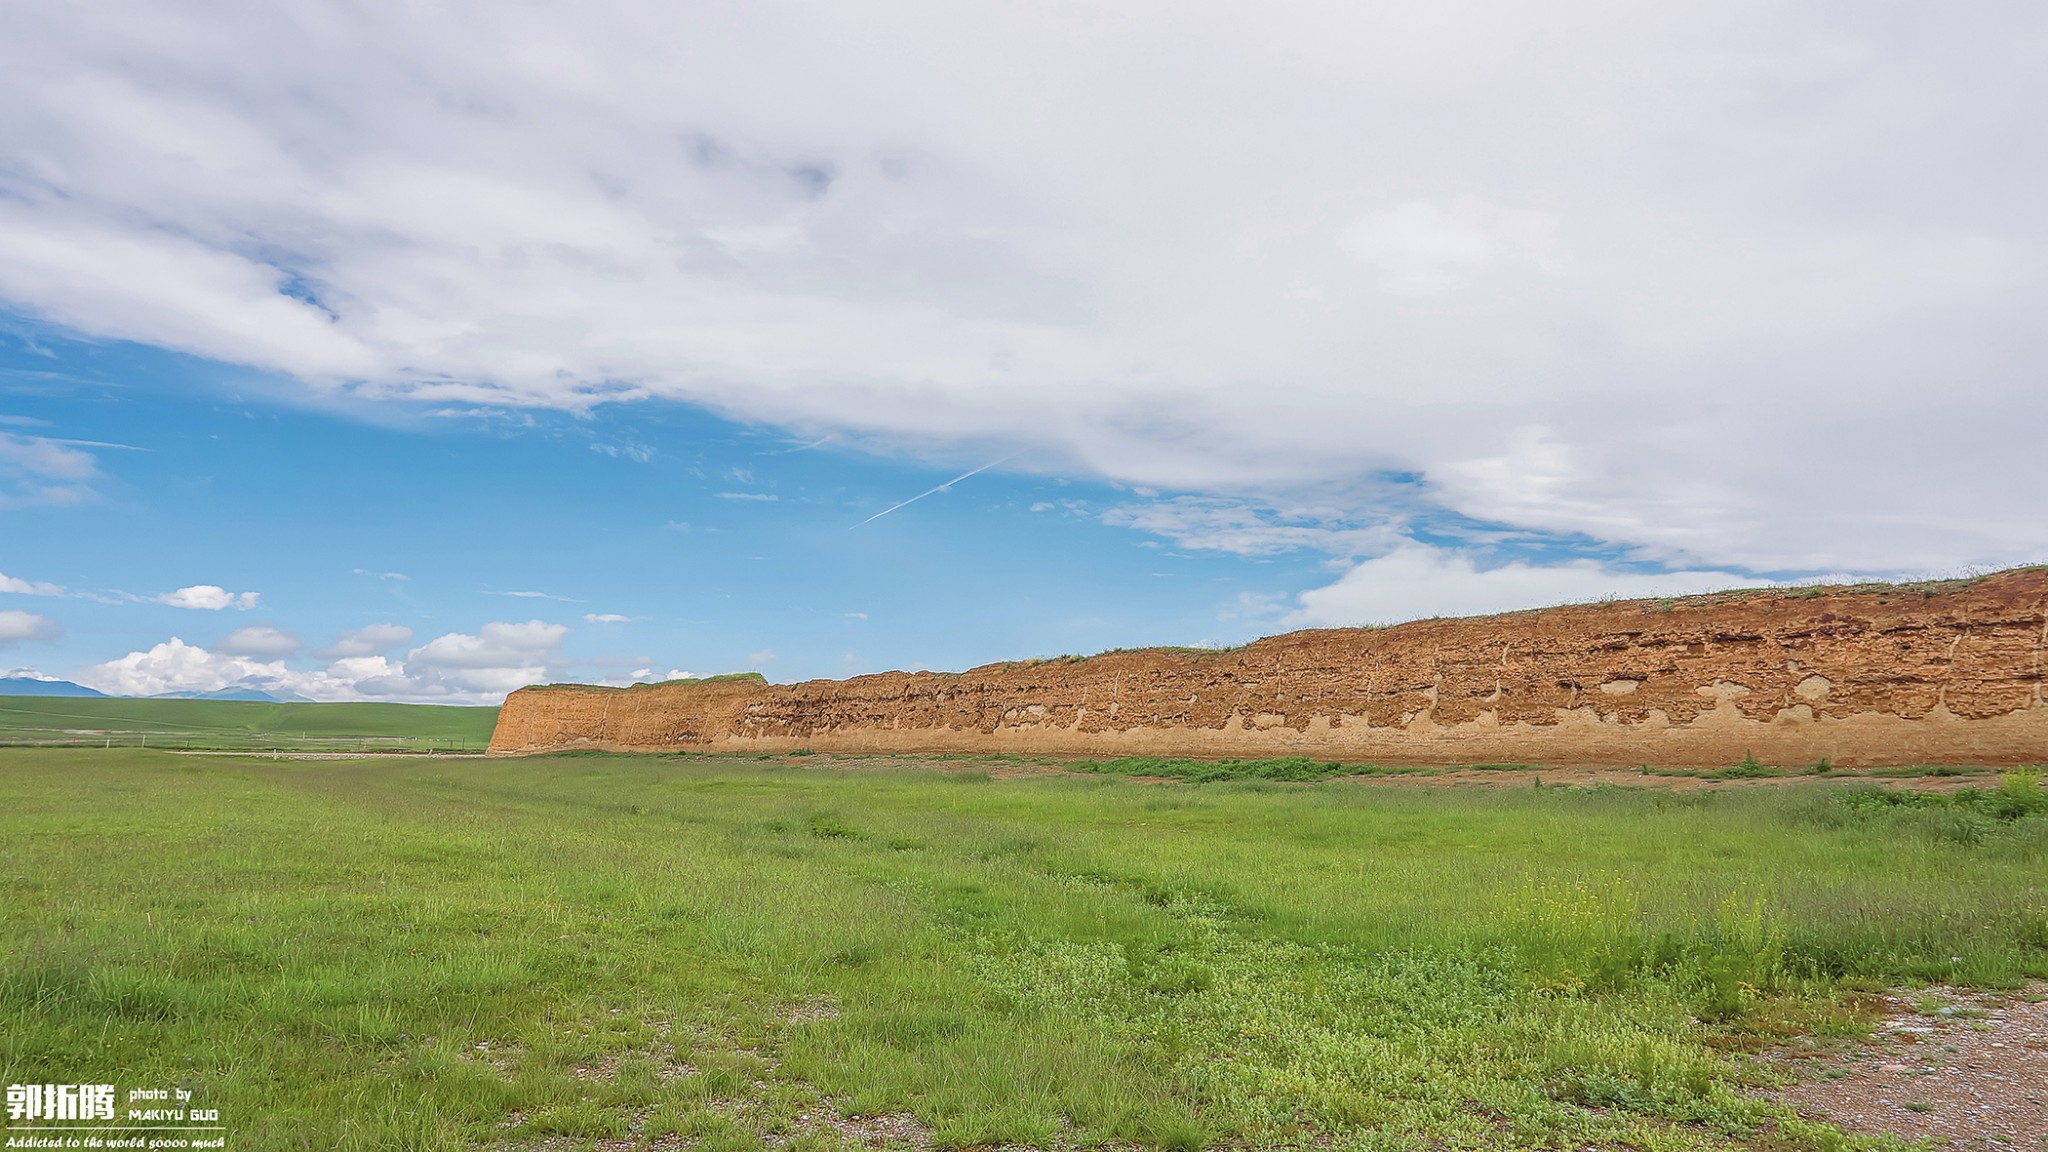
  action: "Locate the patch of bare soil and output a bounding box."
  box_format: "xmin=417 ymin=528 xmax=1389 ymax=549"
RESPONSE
xmin=1761 ymin=984 xmax=2048 ymax=1150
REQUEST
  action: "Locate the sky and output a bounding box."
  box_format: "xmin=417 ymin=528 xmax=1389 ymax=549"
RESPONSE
xmin=2 ymin=2 xmax=2043 ymax=704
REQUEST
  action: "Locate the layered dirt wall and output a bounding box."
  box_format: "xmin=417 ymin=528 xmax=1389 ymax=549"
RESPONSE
xmin=490 ymin=568 xmax=2048 ymax=767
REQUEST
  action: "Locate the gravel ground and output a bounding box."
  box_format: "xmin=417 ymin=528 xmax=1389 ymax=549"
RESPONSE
xmin=1766 ymin=983 xmax=2048 ymax=1151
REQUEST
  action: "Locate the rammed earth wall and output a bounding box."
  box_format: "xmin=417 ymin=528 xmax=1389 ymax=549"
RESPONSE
xmin=489 ymin=568 xmax=2048 ymax=767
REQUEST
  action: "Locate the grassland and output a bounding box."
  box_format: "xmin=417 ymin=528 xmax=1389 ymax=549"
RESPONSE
xmin=0 ymin=695 xmax=499 ymax=752
xmin=1 ymin=749 xmax=2043 ymax=1151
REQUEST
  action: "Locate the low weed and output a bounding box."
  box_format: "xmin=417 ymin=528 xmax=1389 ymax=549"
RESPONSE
xmin=1 ymin=749 xmax=2041 ymax=1150
xmin=1066 ymin=756 xmax=1427 ymax=783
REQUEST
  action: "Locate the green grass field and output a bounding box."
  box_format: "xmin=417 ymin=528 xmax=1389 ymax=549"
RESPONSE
xmin=1 ymin=749 xmax=2043 ymax=1151
xmin=0 ymin=695 xmax=499 ymax=752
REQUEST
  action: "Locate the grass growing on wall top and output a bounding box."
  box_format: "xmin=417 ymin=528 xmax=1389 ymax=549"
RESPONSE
xmin=525 ymin=672 xmax=772 ymax=691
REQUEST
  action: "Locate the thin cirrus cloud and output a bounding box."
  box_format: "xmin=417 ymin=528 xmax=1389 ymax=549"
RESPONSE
xmin=0 ymin=571 xmax=69 ymax=597
xmin=0 ymin=431 xmax=101 ymax=508
xmin=0 ymin=2 xmax=2042 ymax=581
xmin=590 ymin=442 xmax=654 ymax=463
xmin=0 ymin=570 xmax=127 ymax=606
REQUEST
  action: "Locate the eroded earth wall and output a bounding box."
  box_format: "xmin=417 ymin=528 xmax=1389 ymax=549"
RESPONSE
xmin=490 ymin=569 xmax=2048 ymax=767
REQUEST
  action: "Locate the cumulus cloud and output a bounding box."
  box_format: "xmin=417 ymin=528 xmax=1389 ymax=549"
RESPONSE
xmin=403 ymin=620 xmax=570 ymax=696
xmin=0 ymin=610 xmax=60 ymax=648
xmin=215 ymin=624 xmax=299 ymax=658
xmin=80 ymin=619 xmax=572 ymax=704
xmin=157 ymin=584 xmax=259 ymax=611
xmin=0 ymin=4 xmax=2043 ymax=574
xmin=318 ymin=622 xmax=414 ymax=658
xmin=79 ymin=637 xmax=287 ymax=698
xmin=1283 ymin=546 xmax=1757 ymax=629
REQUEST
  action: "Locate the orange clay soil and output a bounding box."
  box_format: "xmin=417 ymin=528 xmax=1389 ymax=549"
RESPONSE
xmin=491 ymin=567 xmax=2048 ymax=768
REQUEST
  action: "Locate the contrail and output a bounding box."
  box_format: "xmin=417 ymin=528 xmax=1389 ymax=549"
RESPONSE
xmin=756 ymin=433 xmax=836 ymax=456
xmin=855 ymin=456 xmax=1014 ymax=526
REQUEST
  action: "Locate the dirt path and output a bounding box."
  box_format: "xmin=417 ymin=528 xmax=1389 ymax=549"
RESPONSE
xmin=166 ymin=750 xmax=492 ymax=760
xmin=1762 ymin=984 xmax=2048 ymax=1150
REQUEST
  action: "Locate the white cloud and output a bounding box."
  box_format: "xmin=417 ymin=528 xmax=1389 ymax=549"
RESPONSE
xmin=402 ymin=620 xmax=570 ymax=696
xmin=0 ymin=610 xmax=60 ymax=648
xmin=1284 ymin=546 xmax=1757 ymax=629
xmin=1105 ymin=497 xmax=1403 ymax=558
xmin=0 ymin=571 xmax=123 ymax=606
xmin=216 ymin=624 xmax=299 ymax=658
xmin=78 ymin=637 xmax=286 ymax=697
xmin=591 ymin=441 xmax=654 ymax=462
xmin=0 ymin=5 xmax=2042 ymax=573
xmin=747 ymin=649 xmax=776 ymax=666
xmin=591 ymin=667 xmax=695 ymax=687
xmin=0 ymin=571 xmax=68 ymax=596
xmin=0 ymin=432 xmax=100 ymax=508
xmin=582 ymin=613 xmax=641 ymax=623
xmin=80 ymin=619 xmax=572 ymax=704
xmin=718 ymin=492 xmax=778 ymax=502
xmin=158 ymin=584 xmax=259 ymax=611
xmin=1338 ymin=199 xmax=1560 ymax=298
xmin=319 ymin=622 xmax=415 ymax=658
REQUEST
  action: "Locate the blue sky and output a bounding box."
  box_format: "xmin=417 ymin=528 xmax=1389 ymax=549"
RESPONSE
xmin=3 ymin=3 xmax=2043 ymax=702
xmin=0 ymin=322 xmax=1378 ymax=697
xmin=0 ymin=319 xmax=1785 ymax=701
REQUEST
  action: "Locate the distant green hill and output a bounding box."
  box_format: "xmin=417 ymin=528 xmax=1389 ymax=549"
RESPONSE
xmin=0 ymin=696 xmax=498 ymax=752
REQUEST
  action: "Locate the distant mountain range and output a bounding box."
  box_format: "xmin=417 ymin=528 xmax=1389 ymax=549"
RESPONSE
xmin=154 ymin=687 xmax=313 ymax=703
xmin=0 ymin=676 xmax=108 ymax=697
xmin=0 ymin=677 xmax=304 ymax=702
